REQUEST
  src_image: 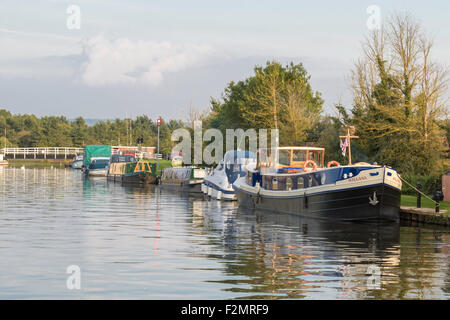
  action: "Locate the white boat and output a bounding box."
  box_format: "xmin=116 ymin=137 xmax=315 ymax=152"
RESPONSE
xmin=71 ymin=154 xmax=83 ymax=169
xmin=84 ymin=157 xmax=110 ymax=177
xmin=171 ymin=155 xmax=183 ymax=167
xmin=0 ymin=154 xmax=7 ymax=166
xmin=202 ymin=150 xmax=257 ymax=200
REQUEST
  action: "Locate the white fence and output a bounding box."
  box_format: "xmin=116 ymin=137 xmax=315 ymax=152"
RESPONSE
xmin=1 ymin=146 xmax=156 ymax=160
xmin=1 ymin=147 xmax=83 ymax=159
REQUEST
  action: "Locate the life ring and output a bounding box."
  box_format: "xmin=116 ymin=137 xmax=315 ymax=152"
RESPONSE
xmin=327 ymin=160 xmax=340 ymax=168
xmin=303 ymin=160 xmax=317 ymax=172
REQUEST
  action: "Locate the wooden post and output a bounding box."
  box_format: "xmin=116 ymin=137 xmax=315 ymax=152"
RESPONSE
xmin=339 ymin=128 xmax=359 ymax=165
xmin=417 ymin=183 xmax=422 ymax=208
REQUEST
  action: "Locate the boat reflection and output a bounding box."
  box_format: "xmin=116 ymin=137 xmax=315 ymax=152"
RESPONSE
xmin=188 ymin=202 xmax=402 ymax=299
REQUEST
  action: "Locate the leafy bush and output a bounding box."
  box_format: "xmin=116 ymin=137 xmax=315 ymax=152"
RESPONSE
xmin=400 ymin=173 xmax=442 ymax=196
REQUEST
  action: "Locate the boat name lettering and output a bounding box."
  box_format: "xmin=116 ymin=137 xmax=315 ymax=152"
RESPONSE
xmin=348 ymin=176 xmax=367 ymax=182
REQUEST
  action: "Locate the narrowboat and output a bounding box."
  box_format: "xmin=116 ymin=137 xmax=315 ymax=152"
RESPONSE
xmin=232 ymin=147 xmax=402 ymax=221
xmin=202 ymin=150 xmax=257 ymax=200
xmin=107 ymin=154 xmax=137 ymax=182
xmin=160 ymin=166 xmax=206 ymax=193
xmin=122 ymin=160 xmax=157 ymax=185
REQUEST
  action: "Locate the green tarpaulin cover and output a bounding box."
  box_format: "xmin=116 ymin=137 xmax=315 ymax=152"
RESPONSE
xmin=83 ymin=145 xmax=111 ymax=166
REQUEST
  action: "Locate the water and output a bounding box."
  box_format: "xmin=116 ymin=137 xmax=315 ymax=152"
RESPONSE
xmin=0 ymin=167 xmax=449 ymax=299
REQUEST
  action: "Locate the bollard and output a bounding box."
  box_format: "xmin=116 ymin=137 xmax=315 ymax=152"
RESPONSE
xmin=432 ymin=190 xmax=443 ymax=213
xmin=416 ymin=182 xmax=422 ymax=208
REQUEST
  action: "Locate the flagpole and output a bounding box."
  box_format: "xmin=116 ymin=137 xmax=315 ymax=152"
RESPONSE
xmin=339 ymin=128 xmax=359 ymax=166
xmin=348 ymin=129 xmax=352 ymax=165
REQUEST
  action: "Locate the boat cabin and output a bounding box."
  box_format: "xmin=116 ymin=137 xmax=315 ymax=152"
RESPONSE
xmin=258 ymin=147 xmax=325 ymax=173
xmin=88 ymin=157 xmax=110 ymax=170
xmin=110 ymin=154 xmax=136 ymax=163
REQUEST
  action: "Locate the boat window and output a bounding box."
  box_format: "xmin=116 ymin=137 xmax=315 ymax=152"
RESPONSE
xmin=298 ymin=177 xmax=305 ymax=188
xmin=272 ymin=177 xmax=278 ymax=190
xmin=278 ymin=150 xmax=291 ymax=166
xmin=286 ymin=178 xmax=292 ymax=190
xmin=89 ymin=159 xmax=109 ymax=169
xmin=293 ymin=150 xmax=307 ymax=162
xmin=308 ymin=151 xmax=323 ymax=166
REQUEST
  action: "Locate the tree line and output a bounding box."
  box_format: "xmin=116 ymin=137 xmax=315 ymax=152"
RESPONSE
xmin=0 ymin=110 xmax=184 ymax=156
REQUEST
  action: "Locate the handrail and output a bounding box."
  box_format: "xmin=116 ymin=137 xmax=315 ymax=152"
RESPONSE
xmin=1 ymin=147 xmax=83 ymax=153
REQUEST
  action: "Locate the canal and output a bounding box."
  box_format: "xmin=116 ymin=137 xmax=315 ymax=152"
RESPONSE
xmin=0 ymin=167 xmax=449 ymax=299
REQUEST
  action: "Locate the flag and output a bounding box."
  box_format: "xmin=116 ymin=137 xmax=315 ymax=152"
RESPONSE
xmin=341 ymin=137 xmax=349 ymax=156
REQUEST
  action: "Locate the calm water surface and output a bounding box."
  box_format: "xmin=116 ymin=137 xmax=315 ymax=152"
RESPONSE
xmin=0 ymin=167 xmax=449 ymax=299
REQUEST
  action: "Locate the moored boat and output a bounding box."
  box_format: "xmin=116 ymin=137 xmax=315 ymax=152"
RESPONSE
xmin=202 ymin=150 xmax=257 ymax=200
xmin=71 ymin=154 xmax=83 ymax=169
xmin=107 ymin=154 xmax=137 ymax=182
xmin=232 ymin=146 xmax=402 ymax=221
xmin=122 ymin=160 xmax=157 ymax=185
xmin=171 ymin=155 xmax=183 ymax=167
xmin=0 ymin=154 xmax=8 ymax=166
xmin=82 ymin=145 xmax=111 ymax=176
xmin=85 ymin=157 xmax=110 ymax=176
xmin=160 ymin=166 xmax=206 ymax=193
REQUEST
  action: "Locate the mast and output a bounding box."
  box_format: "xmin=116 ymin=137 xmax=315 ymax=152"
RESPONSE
xmin=339 ymin=127 xmax=359 ymax=165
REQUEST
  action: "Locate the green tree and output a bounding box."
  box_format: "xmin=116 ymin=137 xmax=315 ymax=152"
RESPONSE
xmin=350 ymin=13 xmax=448 ymax=175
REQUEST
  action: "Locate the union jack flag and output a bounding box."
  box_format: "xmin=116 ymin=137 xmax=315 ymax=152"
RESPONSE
xmin=340 ymin=137 xmax=349 ymax=156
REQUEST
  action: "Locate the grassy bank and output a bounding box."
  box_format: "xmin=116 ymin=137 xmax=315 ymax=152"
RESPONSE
xmin=146 ymin=159 xmax=172 ymax=176
xmin=401 ymin=194 xmax=450 ymax=212
xmin=6 ymin=159 xmax=71 ymax=168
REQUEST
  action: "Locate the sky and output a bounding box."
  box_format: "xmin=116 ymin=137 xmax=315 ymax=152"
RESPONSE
xmin=0 ymin=0 xmax=449 ymax=121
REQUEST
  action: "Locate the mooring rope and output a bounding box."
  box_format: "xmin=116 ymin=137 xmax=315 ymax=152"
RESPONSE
xmin=398 ymin=175 xmax=437 ymax=204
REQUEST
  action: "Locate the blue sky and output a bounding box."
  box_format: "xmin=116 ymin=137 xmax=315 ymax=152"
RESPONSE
xmin=0 ymin=0 xmax=449 ymax=120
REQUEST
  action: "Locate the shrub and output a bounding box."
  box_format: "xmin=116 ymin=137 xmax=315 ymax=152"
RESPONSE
xmin=400 ymin=173 xmax=442 ymax=196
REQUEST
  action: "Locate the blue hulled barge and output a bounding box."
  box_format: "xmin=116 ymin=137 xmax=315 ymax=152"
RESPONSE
xmin=232 ymin=147 xmax=402 ymax=221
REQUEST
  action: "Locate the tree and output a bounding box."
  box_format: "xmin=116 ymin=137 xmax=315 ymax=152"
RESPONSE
xmin=350 ymin=12 xmax=448 ymax=175
xmin=207 ymin=61 xmax=323 ymax=146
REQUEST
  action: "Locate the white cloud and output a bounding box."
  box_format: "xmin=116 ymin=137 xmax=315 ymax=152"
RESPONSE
xmin=79 ymin=35 xmax=217 ymax=86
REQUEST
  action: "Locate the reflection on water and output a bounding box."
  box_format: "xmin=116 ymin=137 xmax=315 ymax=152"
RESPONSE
xmin=0 ymin=167 xmax=448 ymax=299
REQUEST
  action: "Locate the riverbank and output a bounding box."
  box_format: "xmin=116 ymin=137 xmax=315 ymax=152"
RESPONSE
xmin=6 ymin=159 xmax=71 ymax=168
xmin=145 ymin=159 xmax=172 ymax=176
xmin=6 ymin=158 xmax=174 ymax=173
xmin=400 ymin=206 xmax=449 ymax=227
xmin=400 ymin=195 xmax=449 ymax=227
xmin=401 ymin=194 xmax=450 ymax=211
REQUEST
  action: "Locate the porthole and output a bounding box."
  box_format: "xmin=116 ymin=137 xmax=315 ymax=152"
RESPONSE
xmin=272 ymin=178 xmax=278 ymax=190
xmin=298 ymin=177 xmax=305 ymax=189
xmin=286 ymin=178 xmax=292 ymax=190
